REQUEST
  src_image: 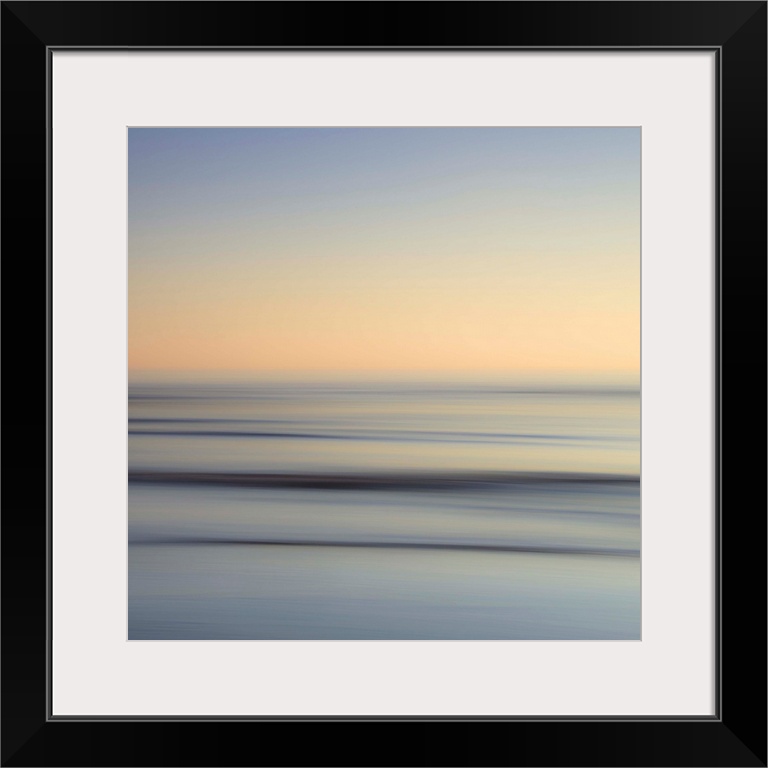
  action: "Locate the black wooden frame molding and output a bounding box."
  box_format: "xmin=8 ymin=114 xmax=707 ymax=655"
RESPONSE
xmin=2 ymin=2 xmax=765 ymax=766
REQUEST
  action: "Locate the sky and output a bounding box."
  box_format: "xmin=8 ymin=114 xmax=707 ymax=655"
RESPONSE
xmin=128 ymin=127 xmax=640 ymax=380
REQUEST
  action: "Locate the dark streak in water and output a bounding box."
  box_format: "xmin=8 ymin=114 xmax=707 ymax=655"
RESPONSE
xmin=128 ymin=428 xmax=611 ymax=444
xmin=129 ymin=469 xmax=640 ymax=492
xmin=130 ymin=429 xmax=353 ymax=440
xmin=129 ymin=536 xmax=639 ymax=558
xmin=129 ymin=418 xmax=296 ymax=425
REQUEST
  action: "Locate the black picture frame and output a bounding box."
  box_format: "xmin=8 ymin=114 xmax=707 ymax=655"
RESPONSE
xmin=3 ymin=2 xmax=765 ymax=765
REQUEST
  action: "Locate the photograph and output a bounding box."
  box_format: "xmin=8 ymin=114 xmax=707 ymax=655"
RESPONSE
xmin=128 ymin=126 xmax=641 ymax=640
xmin=4 ymin=0 xmax=763 ymax=759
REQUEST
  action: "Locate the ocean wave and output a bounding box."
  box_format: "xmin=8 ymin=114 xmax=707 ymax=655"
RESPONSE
xmin=128 ymin=426 xmax=625 ymax=445
xmin=129 ymin=469 xmax=639 ymax=492
xmin=128 ymin=535 xmax=638 ymax=558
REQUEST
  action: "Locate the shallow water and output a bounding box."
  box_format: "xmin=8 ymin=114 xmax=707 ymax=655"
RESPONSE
xmin=128 ymin=380 xmax=640 ymax=640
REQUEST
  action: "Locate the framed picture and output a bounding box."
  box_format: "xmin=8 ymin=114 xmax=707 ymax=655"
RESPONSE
xmin=4 ymin=1 xmax=765 ymax=765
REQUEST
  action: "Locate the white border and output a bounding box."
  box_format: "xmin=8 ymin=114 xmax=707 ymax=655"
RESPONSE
xmin=52 ymin=51 xmax=715 ymax=716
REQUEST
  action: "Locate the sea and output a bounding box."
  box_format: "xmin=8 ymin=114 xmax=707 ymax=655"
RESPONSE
xmin=128 ymin=378 xmax=640 ymax=640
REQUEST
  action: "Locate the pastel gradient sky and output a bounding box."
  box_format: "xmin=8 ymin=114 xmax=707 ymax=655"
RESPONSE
xmin=129 ymin=127 xmax=640 ymax=378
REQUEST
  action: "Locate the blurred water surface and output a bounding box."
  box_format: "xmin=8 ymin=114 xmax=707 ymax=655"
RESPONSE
xmin=128 ymin=380 xmax=640 ymax=639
